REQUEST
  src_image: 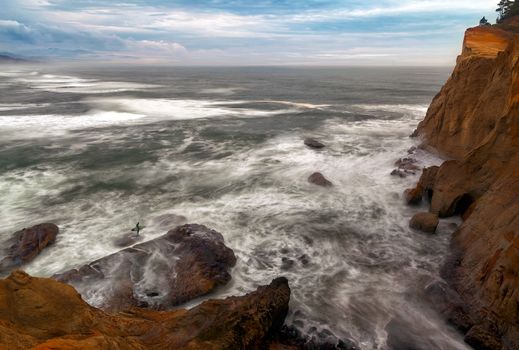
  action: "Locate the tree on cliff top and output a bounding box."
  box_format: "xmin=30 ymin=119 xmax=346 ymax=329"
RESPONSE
xmin=497 ymin=0 xmax=519 ymax=22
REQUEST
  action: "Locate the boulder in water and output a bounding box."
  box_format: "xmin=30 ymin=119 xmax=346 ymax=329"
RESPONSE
xmin=308 ymin=172 xmax=333 ymax=187
xmin=54 ymin=224 xmax=236 ymax=312
xmin=409 ymin=212 xmax=439 ymax=233
xmin=304 ymin=138 xmax=325 ymax=149
xmin=394 ymin=158 xmax=420 ymax=171
xmin=390 ymin=169 xmax=407 ymax=178
xmin=0 ymin=223 xmax=59 ymax=274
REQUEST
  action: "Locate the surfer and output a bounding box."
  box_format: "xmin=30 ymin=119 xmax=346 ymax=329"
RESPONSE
xmin=131 ymin=222 xmax=142 ymax=235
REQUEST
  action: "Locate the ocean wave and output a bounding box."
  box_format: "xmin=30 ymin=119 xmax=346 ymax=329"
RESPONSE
xmin=351 ymin=103 xmax=429 ymax=115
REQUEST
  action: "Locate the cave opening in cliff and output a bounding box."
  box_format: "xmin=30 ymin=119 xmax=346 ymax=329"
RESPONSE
xmin=453 ymin=193 xmax=475 ymax=217
xmin=426 ymin=189 xmax=434 ymax=203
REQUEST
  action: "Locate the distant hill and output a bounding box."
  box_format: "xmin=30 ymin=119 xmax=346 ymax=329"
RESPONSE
xmin=0 ymin=54 xmax=29 ymax=63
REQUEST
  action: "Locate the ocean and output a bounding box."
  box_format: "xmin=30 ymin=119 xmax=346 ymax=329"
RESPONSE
xmin=0 ymin=65 xmax=469 ymax=349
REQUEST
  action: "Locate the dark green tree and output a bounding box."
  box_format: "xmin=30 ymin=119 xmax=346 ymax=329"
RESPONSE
xmin=497 ymin=0 xmax=518 ymax=22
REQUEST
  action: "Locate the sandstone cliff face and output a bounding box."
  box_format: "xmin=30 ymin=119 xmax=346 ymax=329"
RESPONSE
xmin=412 ymin=18 xmax=519 ymax=350
xmin=0 ymin=271 xmax=290 ymax=350
xmin=415 ymin=24 xmax=515 ymax=159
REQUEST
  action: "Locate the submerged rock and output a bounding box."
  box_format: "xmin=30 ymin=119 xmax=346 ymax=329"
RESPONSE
xmin=385 ymin=318 xmax=425 ymax=350
xmin=409 ymin=212 xmax=439 ymax=233
xmin=54 ymin=224 xmax=236 ymax=312
xmin=269 ymin=324 xmax=360 ymax=350
xmin=0 ymin=271 xmax=290 ymax=350
xmin=304 ymin=138 xmax=325 ymax=149
xmin=390 ymin=169 xmax=407 ymax=178
xmin=0 ymin=223 xmax=59 ymax=274
xmin=308 ymin=172 xmax=333 ymax=187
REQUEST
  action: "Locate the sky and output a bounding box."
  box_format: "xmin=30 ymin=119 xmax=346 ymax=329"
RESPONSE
xmin=0 ymin=0 xmax=497 ymax=65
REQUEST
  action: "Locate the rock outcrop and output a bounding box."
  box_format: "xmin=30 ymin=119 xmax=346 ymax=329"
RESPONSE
xmin=410 ymin=18 xmax=519 ymax=350
xmin=0 ymin=270 xmax=290 ymax=350
xmin=0 ymin=223 xmax=58 ymax=274
xmin=54 ymin=224 xmax=237 ymax=312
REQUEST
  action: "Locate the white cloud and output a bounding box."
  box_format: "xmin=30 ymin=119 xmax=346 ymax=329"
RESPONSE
xmin=2 ymin=0 xmax=494 ymax=64
xmin=290 ymin=0 xmax=494 ymax=22
xmin=125 ymin=39 xmax=187 ymax=56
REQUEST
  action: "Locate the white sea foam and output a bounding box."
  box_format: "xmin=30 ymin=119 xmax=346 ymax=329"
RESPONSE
xmin=0 ymin=111 xmax=146 ymax=137
xmin=86 ymin=97 xmax=301 ymax=120
xmin=199 ymin=87 xmax=244 ymax=95
xmin=352 ymin=103 xmax=429 ymax=116
xmin=11 ymin=72 xmax=160 ymax=93
xmin=0 ymin=67 xmax=467 ymax=349
xmin=0 ymin=97 xmax=304 ymax=139
xmin=0 ymin=103 xmax=50 ymax=111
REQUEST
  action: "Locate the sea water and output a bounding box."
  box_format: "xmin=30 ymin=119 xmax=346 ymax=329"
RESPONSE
xmin=0 ymin=65 xmax=469 ymax=349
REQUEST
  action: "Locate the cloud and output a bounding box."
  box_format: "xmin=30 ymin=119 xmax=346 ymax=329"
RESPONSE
xmin=0 ymin=20 xmax=35 ymax=43
xmin=0 ymin=0 xmax=497 ymax=64
xmin=124 ymin=40 xmax=188 ymax=60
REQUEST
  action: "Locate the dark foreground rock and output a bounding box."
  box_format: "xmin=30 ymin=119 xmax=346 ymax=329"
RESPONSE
xmin=0 ymin=223 xmax=58 ymax=274
xmin=308 ymin=172 xmax=333 ymax=187
xmin=0 ymin=270 xmax=290 ymax=350
xmin=269 ymin=325 xmax=360 ymax=350
xmin=54 ymin=224 xmax=236 ymax=312
xmin=409 ymin=212 xmax=439 ymax=233
xmin=304 ymin=138 xmax=325 ymax=149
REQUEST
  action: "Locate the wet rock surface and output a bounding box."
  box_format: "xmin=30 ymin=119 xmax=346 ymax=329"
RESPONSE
xmin=54 ymin=224 xmax=237 ymax=312
xmin=424 ymin=280 xmax=474 ymax=332
xmin=390 ymin=157 xmax=420 ymax=178
xmin=0 ymin=223 xmax=59 ymax=274
xmin=308 ymin=172 xmax=333 ymax=187
xmin=304 ymin=138 xmax=325 ymax=149
xmin=0 ymin=271 xmax=290 ymax=350
xmin=395 ymin=157 xmax=420 ymax=172
xmin=268 ymin=325 xmax=360 ymax=350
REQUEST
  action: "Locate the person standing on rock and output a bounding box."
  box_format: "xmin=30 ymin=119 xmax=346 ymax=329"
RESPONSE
xmin=132 ymin=222 xmax=142 ymax=235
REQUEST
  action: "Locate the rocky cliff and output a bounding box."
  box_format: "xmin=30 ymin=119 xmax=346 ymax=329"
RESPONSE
xmin=411 ymin=17 xmax=519 ymax=350
xmin=0 ymin=271 xmax=291 ymax=349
